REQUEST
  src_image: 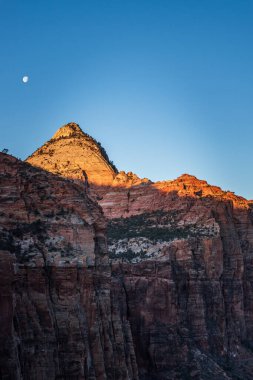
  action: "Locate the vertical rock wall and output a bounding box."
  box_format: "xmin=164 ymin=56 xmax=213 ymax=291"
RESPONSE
xmin=0 ymin=154 xmax=138 ymax=380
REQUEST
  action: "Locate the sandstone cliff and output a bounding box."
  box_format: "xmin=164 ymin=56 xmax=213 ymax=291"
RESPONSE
xmin=2 ymin=123 xmax=253 ymax=379
xmin=106 ymin=175 xmax=253 ymax=379
xmin=0 ymin=153 xmax=138 ymax=379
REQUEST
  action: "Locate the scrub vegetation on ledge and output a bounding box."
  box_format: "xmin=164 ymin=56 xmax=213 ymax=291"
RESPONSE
xmin=107 ymin=210 xmax=218 ymax=243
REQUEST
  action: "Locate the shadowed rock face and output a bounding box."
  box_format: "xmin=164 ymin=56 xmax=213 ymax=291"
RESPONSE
xmin=2 ymin=123 xmax=253 ymax=379
xmin=105 ymin=175 xmax=253 ymax=378
xmin=0 ymin=153 xmax=138 ymax=380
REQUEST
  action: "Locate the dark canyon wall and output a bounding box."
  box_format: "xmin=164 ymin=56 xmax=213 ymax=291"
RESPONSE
xmin=0 ymin=154 xmax=137 ymax=380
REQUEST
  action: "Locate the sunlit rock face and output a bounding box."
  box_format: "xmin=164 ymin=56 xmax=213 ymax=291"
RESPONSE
xmin=26 ymin=123 xmax=152 ymax=201
xmin=101 ymin=173 xmax=250 ymax=219
xmin=26 ymin=122 xmax=117 ymax=187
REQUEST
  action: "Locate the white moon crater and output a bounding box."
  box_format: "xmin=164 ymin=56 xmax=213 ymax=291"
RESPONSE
xmin=22 ymin=76 xmax=29 ymax=83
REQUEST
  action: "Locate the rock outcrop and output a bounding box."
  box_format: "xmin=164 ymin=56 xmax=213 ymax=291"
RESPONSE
xmin=26 ymin=123 xmax=151 ymax=200
xmin=26 ymin=122 xmax=117 ymax=188
xmin=101 ymin=173 xmax=249 ymax=219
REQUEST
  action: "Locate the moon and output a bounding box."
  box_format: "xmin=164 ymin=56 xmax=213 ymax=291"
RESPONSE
xmin=22 ymin=76 xmax=29 ymax=83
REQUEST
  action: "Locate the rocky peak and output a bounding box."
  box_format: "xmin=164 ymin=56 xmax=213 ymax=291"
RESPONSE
xmin=26 ymin=122 xmax=118 ymax=187
xmin=52 ymin=122 xmax=84 ymax=140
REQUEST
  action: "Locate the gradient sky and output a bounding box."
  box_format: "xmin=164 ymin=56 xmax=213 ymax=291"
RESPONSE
xmin=1 ymin=0 xmax=253 ymax=198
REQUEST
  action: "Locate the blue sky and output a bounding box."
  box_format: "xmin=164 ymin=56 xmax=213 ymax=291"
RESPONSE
xmin=1 ymin=0 xmax=253 ymax=198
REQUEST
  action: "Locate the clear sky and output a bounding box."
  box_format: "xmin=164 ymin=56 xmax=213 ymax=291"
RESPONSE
xmin=1 ymin=0 xmax=253 ymax=199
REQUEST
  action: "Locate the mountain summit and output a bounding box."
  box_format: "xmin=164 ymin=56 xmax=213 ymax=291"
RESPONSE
xmin=26 ymin=122 xmax=118 ymax=187
xmin=26 ymin=122 xmax=249 ymax=212
xmin=52 ymin=122 xmax=85 ymax=139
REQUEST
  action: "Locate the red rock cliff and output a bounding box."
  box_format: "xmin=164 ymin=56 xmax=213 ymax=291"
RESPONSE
xmin=107 ymin=176 xmax=253 ymax=378
xmin=2 ymin=123 xmax=253 ymax=379
xmin=0 ymin=153 xmax=138 ymax=379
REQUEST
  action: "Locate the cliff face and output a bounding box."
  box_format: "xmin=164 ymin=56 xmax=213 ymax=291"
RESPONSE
xmin=107 ymin=176 xmax=253 ymax=379
xmin=2 ymin=123 xmax=253 ymax=379
xmin=100 ymin=173 xmax=249 ymax=219
xmin=0 ymin=153 xmax=138 ymax=380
